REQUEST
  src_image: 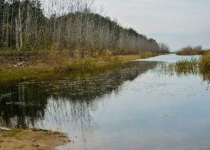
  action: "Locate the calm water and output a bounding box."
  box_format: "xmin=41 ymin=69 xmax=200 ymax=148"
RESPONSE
xmin=0 ymin=54 xmax=210 ymax=150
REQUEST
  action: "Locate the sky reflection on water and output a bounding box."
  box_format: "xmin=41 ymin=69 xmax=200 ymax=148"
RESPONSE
xmin=57 ymin=64 xmax=210 ymax=150
xmin=135 ymin=54 xmax=201 ymax=62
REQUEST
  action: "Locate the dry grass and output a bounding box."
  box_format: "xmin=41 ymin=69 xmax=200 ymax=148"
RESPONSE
xmin=0 ymin=50 xmax=158 ymax=82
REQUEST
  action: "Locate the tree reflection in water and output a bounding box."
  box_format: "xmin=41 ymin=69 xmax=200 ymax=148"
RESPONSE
xmin=0 ymin=81 xmax=48 ymax=128
xmin=0 ymin=61 xmax=157 ymax=130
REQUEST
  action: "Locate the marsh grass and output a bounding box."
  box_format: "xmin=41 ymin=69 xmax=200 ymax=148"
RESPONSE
xmin=158 ymin=58 xmax=199 ymax=76
xmin=199 ymin=52 xmax=210 ymax=73
xmin=175 ymin=58 xmax=198 ymax=72
xmin=0 ymin=51 xmax=157 ymax=82
xmin=158 ymin=56 xmax=210 ymax=82
xmin=199 ymin=52 xmax=210 ymax=82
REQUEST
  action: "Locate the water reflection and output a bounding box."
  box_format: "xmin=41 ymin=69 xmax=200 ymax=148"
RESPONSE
xmin=0 ymin=82 xmax=48 ymax=128
xmin=154 ymin=62 xmax=210 ymax=83
xmin=155 ymin=63 xmax=198 ymax=77
xmin=1 ymin=55 xmax=210 ymax=150
xmin=0 ymin=61 xmax=157 ymax=128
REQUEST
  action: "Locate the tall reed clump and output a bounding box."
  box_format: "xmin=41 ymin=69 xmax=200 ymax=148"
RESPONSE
xmin=199 ymin=52 xmax=210 ymax=81
xmin=175 ymin=58 xmax=198 ymax=72
xmin=199 ymin=52 xmax=210 ymax=73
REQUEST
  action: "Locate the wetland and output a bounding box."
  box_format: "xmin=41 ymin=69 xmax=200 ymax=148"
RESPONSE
xmin=0 ymin=54 xmax=210 ymax=150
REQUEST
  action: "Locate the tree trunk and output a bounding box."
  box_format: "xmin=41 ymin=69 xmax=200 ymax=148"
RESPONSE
xmin=15 ymin=17 xmax=20 ymax=50
xmin=18 ymin=5 xmax=23 ymax=50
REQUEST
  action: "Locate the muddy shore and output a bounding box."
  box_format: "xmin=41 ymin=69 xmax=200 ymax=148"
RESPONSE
xmin=0 ymin=128 xmax=70 ymax=150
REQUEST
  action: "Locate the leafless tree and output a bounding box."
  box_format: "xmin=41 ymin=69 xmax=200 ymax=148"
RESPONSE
xmin=0 ymin=0 xmax=170 ymax=55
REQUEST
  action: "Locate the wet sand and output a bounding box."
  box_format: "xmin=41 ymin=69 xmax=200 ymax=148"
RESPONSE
xmin=0 ymin=128 xmax=70 ymax=150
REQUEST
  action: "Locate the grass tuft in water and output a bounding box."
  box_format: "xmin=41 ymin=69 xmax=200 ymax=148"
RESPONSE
xmin=157 ymin=58 xmax=199 ymax=77
xmin=199 ymin=52 xmax=210 ymax=73
xmin=174 ymin=58 xmax=198 ymax=72
xmin=199 ymin=52 xmax=210 ymax=81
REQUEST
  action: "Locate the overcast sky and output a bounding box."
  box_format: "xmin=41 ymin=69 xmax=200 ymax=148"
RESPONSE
xmin=95 ymin=0 xmax=210 ymax=51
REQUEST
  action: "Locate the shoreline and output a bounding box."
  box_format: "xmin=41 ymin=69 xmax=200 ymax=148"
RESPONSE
xmin=0 ymin=52 xmax=162 ymax=149
xmin=0 ymin=52 xmax=160 ymax=82
xmin=0 ymin=128 xmax=70 ymax=150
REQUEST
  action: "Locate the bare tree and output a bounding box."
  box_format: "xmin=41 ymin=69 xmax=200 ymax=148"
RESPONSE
xmin=0 ymin=0 xmax=169 ymax=55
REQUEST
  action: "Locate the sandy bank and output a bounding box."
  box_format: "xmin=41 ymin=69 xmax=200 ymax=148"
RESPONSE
xmin=0 ymin=128 xmax=70 ymax=150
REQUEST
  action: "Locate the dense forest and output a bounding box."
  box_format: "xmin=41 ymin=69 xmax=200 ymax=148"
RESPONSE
xmin=0 ymin=0 xmax=169 ymax=56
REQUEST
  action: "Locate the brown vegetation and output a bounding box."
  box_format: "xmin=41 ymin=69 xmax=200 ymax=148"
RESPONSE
xmin=199 ymin=51 xmax=210 ymax=81
xmin=176 ymin=45 xmax=205 ymax=55
xmin=0 ymin=50 xmax=158 ymax=82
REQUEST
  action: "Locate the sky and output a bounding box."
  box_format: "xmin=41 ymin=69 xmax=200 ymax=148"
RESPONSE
xmin=95 ymin=0 xmax=210 ymax=51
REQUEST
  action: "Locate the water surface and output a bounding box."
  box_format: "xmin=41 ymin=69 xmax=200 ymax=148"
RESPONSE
xmin=0 ymin=54 xmax=210 ymax=150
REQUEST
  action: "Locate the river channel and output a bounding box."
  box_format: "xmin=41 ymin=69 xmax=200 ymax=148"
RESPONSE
xmin=0 ymin=54 xmax=210 ymax=150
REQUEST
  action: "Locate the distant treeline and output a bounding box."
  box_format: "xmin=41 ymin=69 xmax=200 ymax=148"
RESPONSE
xmin=0 ymin=0 xmax=170 ymax=56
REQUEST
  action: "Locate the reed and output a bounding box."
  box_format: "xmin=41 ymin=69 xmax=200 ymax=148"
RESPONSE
xmin=199 ymin=51 xmax=210 ymax=73
xmin=167 ymin=58 xmax=199 ymax=74
xmin=199 ymin=51 xmax=210 ymax=81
